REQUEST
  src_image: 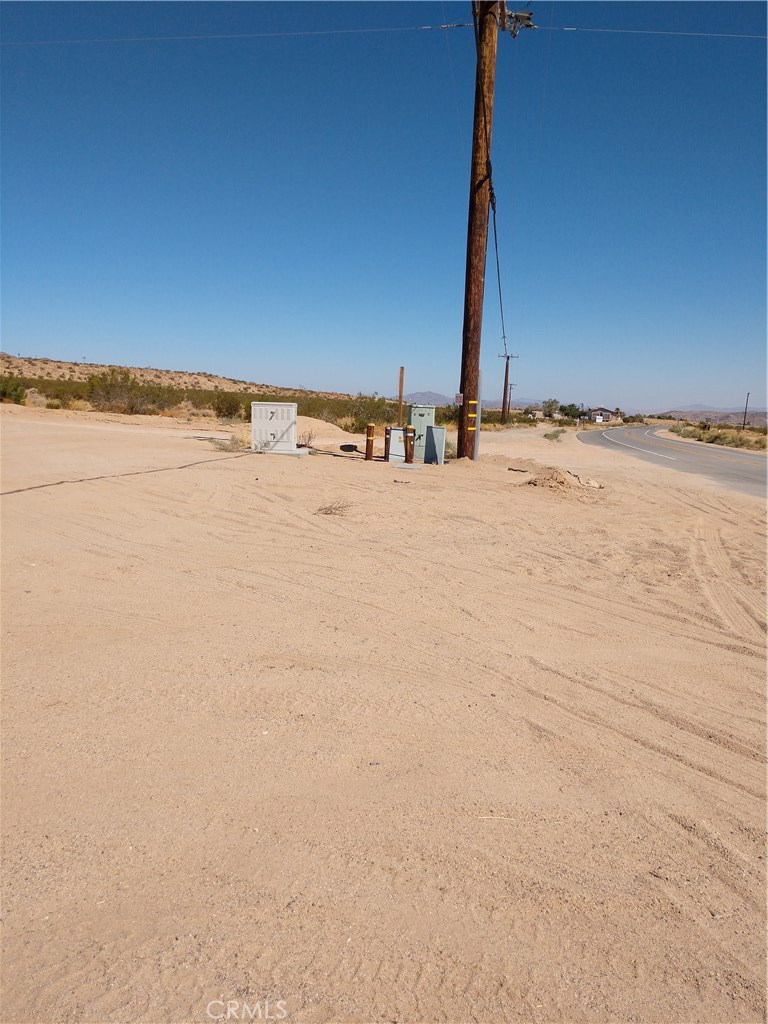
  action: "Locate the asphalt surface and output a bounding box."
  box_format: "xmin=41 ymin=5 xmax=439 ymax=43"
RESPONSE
xmin=577 ymin=425 xmax=767 ymax=499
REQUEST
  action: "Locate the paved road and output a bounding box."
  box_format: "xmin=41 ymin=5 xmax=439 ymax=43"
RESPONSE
xmin=577 ymin=425 xmax=767 ymax=499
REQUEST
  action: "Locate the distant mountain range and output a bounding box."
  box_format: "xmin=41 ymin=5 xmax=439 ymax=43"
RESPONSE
xmin=662 ymin=404 xmax=767 ymax=414
xmin=401 ymin=392 xmax=766 ymax=421
xmin=401 ymin=391 xmax=455 ymax=406
xmin=659 ymin=408 xmax=767 ymax=426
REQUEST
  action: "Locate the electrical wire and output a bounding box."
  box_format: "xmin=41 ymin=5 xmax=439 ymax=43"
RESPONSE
xmin=2 ymin=22 xmax=764 ymax=47
xmin=541 ymin=26 xmax=767 ymax=40
xmin=0 ymin=23 xmax=473 ymax=47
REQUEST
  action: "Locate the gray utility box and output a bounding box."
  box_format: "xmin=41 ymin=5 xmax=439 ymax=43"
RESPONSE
xmin=424 ymin=425 xmax=446 ymax=465
xmin=407 ymin=405 xmax=436 ymax=462
xmin=387 ymin=427 xmax=406 ymax=463
xmin=251 ymin=402 xmax=298 ymax=453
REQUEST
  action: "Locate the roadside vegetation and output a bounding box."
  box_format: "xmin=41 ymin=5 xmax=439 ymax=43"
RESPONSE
xmin=17 ymin=373 xmax=755 ymax=450
xmin=0 ymin=376 xmax=26 ymax=404
xmin=669 ymin=422 xmax=767 ymax=451
xmin=0 ymin=371 xmax=399 ymax=432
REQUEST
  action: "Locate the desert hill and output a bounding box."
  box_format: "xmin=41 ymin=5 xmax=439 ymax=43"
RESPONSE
xmin=0 ymin=353 xmax=351 ymax=400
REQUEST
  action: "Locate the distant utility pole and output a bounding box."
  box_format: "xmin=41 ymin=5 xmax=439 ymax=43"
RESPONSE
xmin=498 ymin=352 xmax=519 ymax=422
xmin=457 ymin=3 xmax=535 ymax=458
xmin=742 ymin=391 xmax=750 ymax=429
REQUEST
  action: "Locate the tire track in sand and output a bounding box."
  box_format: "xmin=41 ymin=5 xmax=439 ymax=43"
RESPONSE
xmin=693 ymin=525 xmax=766 ymax=642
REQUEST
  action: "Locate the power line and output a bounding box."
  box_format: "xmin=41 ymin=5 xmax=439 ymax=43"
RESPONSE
xmin=0 ymin=22 xmax=473 ymax=47
xmin=543 ymin=25 xmax=767 ymax=40
xmin=2 ymin=22 xmax=765 ymax=47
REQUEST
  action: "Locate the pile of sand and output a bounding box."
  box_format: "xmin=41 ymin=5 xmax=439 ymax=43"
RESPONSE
xmin=525 ymin=465 xmax=604 ymax=493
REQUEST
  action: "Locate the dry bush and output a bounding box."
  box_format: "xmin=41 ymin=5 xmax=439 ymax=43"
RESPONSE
xmin=670 ymin=423 xmax=767 ymax=451
xmin=315 ymin=500 xmax=353 ymax=516
xmin=298 ymin=430 xmax=317 ymax=448
xmin=23 ymin=389 xmax=48 ymax=408
xmin=209 ymin=434 xmax=250 ymax=452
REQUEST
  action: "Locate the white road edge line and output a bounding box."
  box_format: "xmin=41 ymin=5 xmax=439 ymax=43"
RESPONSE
xmin=602 ymin=430 xmax=677 ymax=460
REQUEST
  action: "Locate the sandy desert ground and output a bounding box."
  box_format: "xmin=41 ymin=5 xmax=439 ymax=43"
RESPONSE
xmin=1 ymin=405 xmax=765 ymax=1024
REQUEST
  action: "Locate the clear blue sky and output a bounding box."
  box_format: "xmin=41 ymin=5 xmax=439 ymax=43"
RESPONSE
xmin=2 ymin=2 xmax=765 ymax=411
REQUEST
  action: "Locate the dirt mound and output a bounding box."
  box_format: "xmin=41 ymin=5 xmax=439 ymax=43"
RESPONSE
xmin=525 ymin=465 xmax=604 ymax=495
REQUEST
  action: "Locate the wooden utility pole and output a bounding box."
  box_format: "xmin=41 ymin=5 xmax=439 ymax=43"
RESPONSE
xmin=498 ymin=352 xmax=519 ymax=422
xmin=458 ymin=3 xmax=501 ymax=458
xmin=742 ymin=391 xmax=750 ymax=429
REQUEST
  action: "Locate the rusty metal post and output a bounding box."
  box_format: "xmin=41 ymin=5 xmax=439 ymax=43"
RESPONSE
xmin=404 ymin=425 xmax=415 ymax=464
xmin=458 ymin=1 xmax=500 ymax=459
xmin=365 ymin=423 xmax=375 ymax=461
xmin=384 ymin=426 xmax=391 ymax=461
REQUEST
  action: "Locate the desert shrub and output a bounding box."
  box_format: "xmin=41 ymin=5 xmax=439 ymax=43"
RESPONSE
xmin=435 ymin=405 xmax=459 ymax=425
xmin=0 ymin=375 xmax=26 ymax=403
xmin=88 ymin=368 xmax=147 ymax=413
xmin=297 ymin=430 xmax=316 ymax=448
xmin=349 ymin=393 xmax=397 ymax=432
xmin=246 ymin=392 xmax=398 ymax=430
xmin=444 ymin=439 xmax=457 ymax=460
xmin=29 ymin=378 xmax=88 ymax=404
xmin=544 ymin=429 xmax=566 ymax=441
xmin=670 ymin=422 xmax=766 ymax=450
xmin=212 ymin=393 xmax=244 ymax=419
xmin=45 ymin=399 xmax=62 ymax=409
xmin=436 ymin=406 xmax=535 ymax=429
xmin=480 ymin=409 xmax=539 ymax=427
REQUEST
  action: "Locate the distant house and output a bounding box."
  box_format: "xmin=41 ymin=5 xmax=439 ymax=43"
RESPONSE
xmin=586 ymin=407 xmax=620 ymax=423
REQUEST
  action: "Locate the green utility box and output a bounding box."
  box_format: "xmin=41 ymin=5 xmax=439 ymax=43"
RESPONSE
xmin=408 ymin=405 xmax=436 ymax=462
